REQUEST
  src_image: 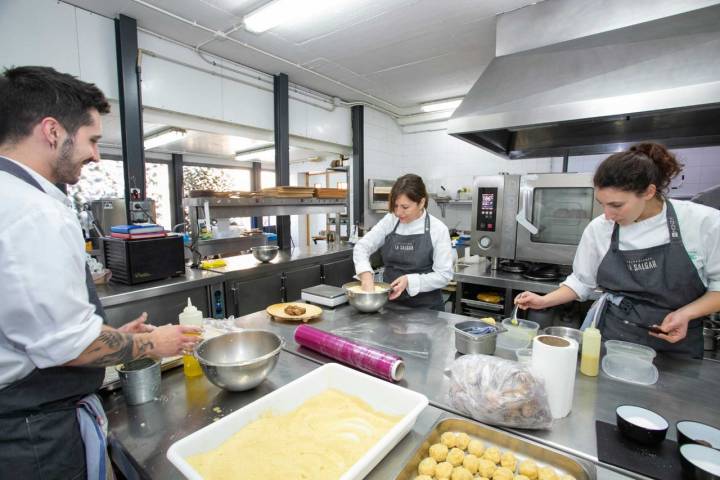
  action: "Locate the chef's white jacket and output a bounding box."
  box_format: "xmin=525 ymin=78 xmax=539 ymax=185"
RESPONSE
xmin=0 ymin=157 xmax=102 ymax=389
xmin=563 ymin=199 xmax=720 ymax=301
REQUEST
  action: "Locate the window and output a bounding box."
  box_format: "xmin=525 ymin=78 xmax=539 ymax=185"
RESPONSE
xmin=146 ymin=161 xmax=171 ymax=229
xmin=183 ymin=165 xmax=253 ymax=230
xmin=67 ymin=158 xmax=125 ymax=208
xmin=260 ymin=170 xmax=276 ymax=227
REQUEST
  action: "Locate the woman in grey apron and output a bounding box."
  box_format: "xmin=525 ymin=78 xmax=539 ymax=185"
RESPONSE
xmin=353 ymin=174 xmax=454 ymax=310
xmin=514 ymin=143 xmax=720 ymax=358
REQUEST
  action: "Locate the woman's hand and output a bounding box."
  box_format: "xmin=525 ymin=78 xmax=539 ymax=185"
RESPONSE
xmin=359 ymin=272 xmax=375 ymax=292
xmin=118 ymin=312 xmax=156 ymax=334
xmin=650 ymin=310 xmax=690 ymax=343
xmin=389 ymin=275 xmax=408 ymax=300
xmin=514 ymin=291 xmax=547 ymax=310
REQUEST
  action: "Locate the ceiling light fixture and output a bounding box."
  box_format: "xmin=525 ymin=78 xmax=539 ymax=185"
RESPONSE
xmin=420 ymin=98 xmax=463 ymax=113
xmin=243 ymin=0 xmax=334 ymax=33
xmin=143 ymin=128 xmax=186 ymax=150
xmin=235 ymin=145 xmax=275 ymax=161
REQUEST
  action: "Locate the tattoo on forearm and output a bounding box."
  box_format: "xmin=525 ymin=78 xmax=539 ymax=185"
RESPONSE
xmin=81 ymin=330 xmax=154 ymax=367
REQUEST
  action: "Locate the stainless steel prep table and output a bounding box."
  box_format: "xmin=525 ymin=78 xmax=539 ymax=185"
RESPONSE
xmin=233 ymin=303 xmax=720 ymax=476
xmin=101 ymin=349 xmax=445 ymax=480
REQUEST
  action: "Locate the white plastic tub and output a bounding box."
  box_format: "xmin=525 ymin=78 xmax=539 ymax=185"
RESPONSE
xmin=166 ymin=362 xmax=429 ymax=480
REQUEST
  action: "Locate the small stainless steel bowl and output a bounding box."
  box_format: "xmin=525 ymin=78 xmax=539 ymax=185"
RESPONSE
xmin=454 ymin=320 xmax=503 ymax=355
xmin=541 ymin=326 xmax=583 ymax=349
xmin=342 ymin=281 xmax=392 ymax=313
xmin=195 ymin=331 xmax=283 ymax=391
xmin=251 ymin=245 xmax=279 ymax=263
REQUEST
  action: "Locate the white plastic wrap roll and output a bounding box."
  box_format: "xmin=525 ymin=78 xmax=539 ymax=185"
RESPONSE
xmin=531 ymin=335 xmax=579 ymax=419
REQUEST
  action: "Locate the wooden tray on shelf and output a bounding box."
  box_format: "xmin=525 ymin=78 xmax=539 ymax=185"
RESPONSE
xmin=266 ymin=302 xmax=322 ymax=322
xmin=315 ymin=188 xmax=348 ymax=199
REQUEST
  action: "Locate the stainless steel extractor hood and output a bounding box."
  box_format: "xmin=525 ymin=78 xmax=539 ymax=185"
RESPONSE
xmin=448 ymin=4 xmax=720 ymax=159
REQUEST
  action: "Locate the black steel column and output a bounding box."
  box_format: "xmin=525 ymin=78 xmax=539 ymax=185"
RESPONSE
xmin=562 ymin=151 xmax=569 ymax=172
xmin=170 ymin=153 xmax=184 ymax=229
xmin=351 ymin=105 xmax=364 ymax=230
xmin=250 ymin=161 xmax=263 ymax=228
xmin=115 ymin=14 xmax=146 ymax=223
xmin=274 ymin=73 xmax=291 ymax=249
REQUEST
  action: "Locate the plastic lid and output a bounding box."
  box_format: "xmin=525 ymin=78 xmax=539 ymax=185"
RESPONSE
xmin=602 ymin=353 xmax=659 ymax=385
xmin=605 ymin=340 xmax=657 ymax=361
xmin=496 ymin=330 xmax=532 ymax=351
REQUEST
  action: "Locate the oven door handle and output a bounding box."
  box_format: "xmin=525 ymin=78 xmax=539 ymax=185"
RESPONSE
xmin=516 ymin=190 xmax=539 ymax=235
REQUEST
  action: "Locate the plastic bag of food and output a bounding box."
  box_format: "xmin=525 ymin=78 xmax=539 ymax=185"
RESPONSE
xmin=445 ymin=354 xmax=553 ymax=429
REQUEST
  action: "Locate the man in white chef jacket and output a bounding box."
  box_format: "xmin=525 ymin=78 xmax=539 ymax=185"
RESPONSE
xmin=0 ymin=66 xmax=202 ymax=479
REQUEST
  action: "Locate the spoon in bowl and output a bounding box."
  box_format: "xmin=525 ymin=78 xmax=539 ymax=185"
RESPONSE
xmin=510 ymin=304 xmax=519 ymax=326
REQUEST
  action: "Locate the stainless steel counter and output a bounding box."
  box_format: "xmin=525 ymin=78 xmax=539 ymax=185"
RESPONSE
xmin=233 ymin=303 xmax=720 ymax=476
xmin=96 ymin=268 xmax=223 ymax=307
xmin=102 ymin=349 xmax=626 ymax=479
xmin=96 ymin=243 xmax=353 ymax=307
xmin=102 ymin=350 xmax=449 ymax=480
xmin=454 ymin=260 xmax=567 ymax=294
xmin=207 ymin=242 xmax=353 ymax=279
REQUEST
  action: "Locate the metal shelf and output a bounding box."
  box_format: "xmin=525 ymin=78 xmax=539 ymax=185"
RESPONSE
xmin=460 ymin=297 xmax=504 ymax=311
xmin=432 ymin=197 xmax=473 ymax=217
xmin=183 ymin=197 xmax=347 ymax=218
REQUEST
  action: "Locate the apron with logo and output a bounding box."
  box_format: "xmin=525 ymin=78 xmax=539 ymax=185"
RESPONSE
xmin=381 ymin=213 xmax=443 ymax=309
xmin=0 ymin=156 xmax=106 ymax=479
xmin=596 ymin=199 xmax=705 ymax=358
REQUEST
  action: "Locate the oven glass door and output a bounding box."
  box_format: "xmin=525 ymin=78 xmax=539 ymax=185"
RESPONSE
xmin=531 ymin=187 xmax=594 ymax=245
xmin=515 ymin=173 xmax=601 ymax=265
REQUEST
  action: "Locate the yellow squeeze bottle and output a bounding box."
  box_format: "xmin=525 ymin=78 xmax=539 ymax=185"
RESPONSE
xmin=179 ymin=298 xmax=203 ymax=378
xmin=580 ymin=326 xmax=601 ymax=377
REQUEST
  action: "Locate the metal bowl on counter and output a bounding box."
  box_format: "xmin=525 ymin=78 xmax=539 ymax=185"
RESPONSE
xmin=195 ymin=331 xmax=284 ymax=391
xmin=342 ymin=281 xmax=392 ymax=313
xmin=541 ymin=326 xmax=583 ymax=349
xmin=251 ymin=245 xmax=279 ymax=263
xmin=454 ymin=320 xmax=505 ymax=355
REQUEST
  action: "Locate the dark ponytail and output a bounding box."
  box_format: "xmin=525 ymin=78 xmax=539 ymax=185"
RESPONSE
xmin=593 ymin=142 xmax=682 ymax=197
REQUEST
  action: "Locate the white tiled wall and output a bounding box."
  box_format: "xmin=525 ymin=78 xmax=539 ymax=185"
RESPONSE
xmin=363 ymin=108 xmax=405 ymax=226
xmin=364 ymin=115 xmax=720 ymax=231
xmin=566 ymin=146 xmax=720 ymax=199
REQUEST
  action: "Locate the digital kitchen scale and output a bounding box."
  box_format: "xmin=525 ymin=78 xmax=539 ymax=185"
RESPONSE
xmin=301 ymin=284 xmax=348 ymax=307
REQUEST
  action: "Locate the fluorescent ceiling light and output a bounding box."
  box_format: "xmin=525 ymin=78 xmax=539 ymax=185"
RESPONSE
xmin=244 ymin=0 xmax=335 ymax=33
xmin=235 ymin=145 xmax=275 ymax=161
xmin=420 ymin=99 xmax=463 ymax=113
xmin=143 ymin=128 xmax=186 ymax=150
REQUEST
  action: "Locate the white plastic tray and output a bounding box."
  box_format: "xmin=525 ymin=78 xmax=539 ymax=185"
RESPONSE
xmin=166 ymin=362 xmax=429 ymax=479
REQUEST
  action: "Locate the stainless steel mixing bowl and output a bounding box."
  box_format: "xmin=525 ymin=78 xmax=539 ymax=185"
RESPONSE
xmin=342 ymin=281 xmax=392 ymax=313
xmin=195 ymin=331 xmax=283 ymax=391
xmin=541 ymin=326 xmax=583 ymax=349
xmin=251 ymin=245 xmax=279 ymax=262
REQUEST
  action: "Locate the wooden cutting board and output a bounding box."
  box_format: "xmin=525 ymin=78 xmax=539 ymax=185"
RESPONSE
xmin=266 ymin=302 xmax=322 ymax=322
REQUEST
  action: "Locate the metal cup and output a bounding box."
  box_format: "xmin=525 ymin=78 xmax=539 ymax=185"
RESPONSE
xmin=117 ymin=358 xmax=161 ymax=405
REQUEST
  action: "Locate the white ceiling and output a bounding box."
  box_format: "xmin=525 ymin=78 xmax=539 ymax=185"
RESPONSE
xmin=62 ymin=0 xmax=540 ymax=112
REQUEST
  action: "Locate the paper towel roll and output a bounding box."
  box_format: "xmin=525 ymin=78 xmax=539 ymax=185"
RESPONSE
xmin=531 ymin=335 xmax=579 ymax=419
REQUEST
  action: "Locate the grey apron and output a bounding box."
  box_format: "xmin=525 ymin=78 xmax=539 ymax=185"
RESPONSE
xmin=0 ymin=156 xmax=106 ymax=479
xmin=596 ymin=199 xmax=705 ymax=358
xmin=381 ymin=213 xmax=443 ymax=309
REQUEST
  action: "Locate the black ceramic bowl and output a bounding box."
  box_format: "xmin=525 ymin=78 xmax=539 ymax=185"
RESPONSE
xmin=678 ymin=421 xmax=720 ymax=449
xmin=616 ymin=405 xmax=669 ymax=445
xmin=680 ymin=444 xmax=720 ymax=479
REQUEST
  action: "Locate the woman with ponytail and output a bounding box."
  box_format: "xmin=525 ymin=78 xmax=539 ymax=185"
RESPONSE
xmin=515 ymin=143 xmax=720 ymax=357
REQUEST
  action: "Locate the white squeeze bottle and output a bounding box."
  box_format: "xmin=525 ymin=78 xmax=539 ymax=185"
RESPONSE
xmin=179 ymin=298 xmax=203 ymax=378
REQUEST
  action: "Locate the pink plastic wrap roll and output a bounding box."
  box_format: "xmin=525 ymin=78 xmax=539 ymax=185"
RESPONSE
xmin=294 ymin=324 xmax=405 ymax=382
